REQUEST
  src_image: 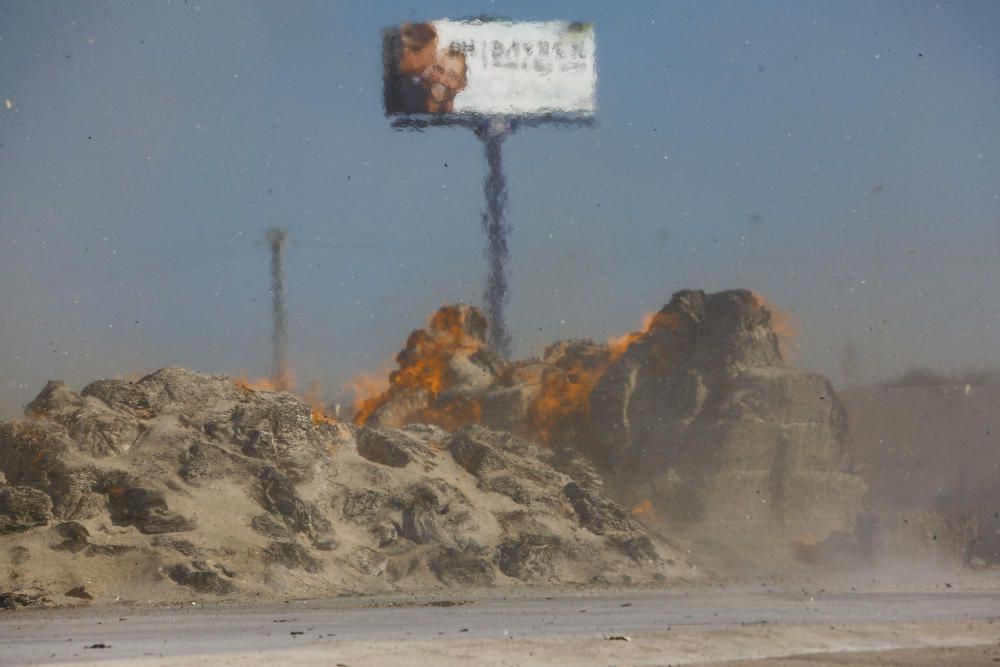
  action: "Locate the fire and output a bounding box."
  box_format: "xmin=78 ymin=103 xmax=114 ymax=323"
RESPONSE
xmin=354 ymin=305 xmax=486 ymax=427
xmin=233 ymin=372 xmax=284 ymax=393
xmin=750 ymin=291 xmax=798 ymax=359
xmin=233 ymin=370 xmax=337 ymax=423
xmin=528 ymin=345 xmax=609 ymax=444
xmin=607 ymin=311 xmax=657 ymax=359
xmin=631 ymin=499 xmax=653 ymax=516
xmin=346 ymin=369 xmax=391 ymax=415
xmin=528 ymin=311 xmax=679 ymax=443
xmin=352 ymin=396 xmax=381 ymax=426
xmin=347 ymin=293 xmax=799 ymax=443
xmin=607 ymin=330 xmax=644 ymax=359
xmin=303 ymin=382 xmax=338 ymax=426
xmin=310 ymin=407 xmax=337 ymax=425
xmin=392 ymin=306 xmax=485 ymax=395
xmin=418 ymin=397 xmax=483 ymax=432
xmin=607 ymin=310 xmax=681 ymax=361
xmin=528 ymin=310 xmax=680 ymax=444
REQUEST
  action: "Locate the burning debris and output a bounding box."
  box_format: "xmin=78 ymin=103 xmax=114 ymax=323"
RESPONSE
xmin=2 ymin=289 xmax=986 ymax=608
xmin=351 ymin=289 xmax=870 ymax=566
xmin=352 ymin=306 xmax=659 ymax=441
xmin=354 ymin=305 xmax=503 ymax=429
xmin=0 ymin=368 xmax=692 ymax=605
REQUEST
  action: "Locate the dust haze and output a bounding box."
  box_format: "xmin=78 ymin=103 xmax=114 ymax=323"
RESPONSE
xmin=0 ymin=3 xmax=998 ymax=658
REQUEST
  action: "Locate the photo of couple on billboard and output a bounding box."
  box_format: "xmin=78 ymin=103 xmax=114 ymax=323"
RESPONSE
xmin=383 ymin=22 xmax=468 ymax=115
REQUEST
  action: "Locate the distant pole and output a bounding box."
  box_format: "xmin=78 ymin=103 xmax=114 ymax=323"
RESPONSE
xmin=265 ymin=227 xmax=290 ymax=390
xmin=476 ymin=118 xmax=513 ymax=358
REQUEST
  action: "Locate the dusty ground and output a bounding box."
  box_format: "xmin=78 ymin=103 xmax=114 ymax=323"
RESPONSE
xmin=2 ymin=584 xmax=998 ymax=666
xmin=699 ymin=645 xmax=1000 ymax=666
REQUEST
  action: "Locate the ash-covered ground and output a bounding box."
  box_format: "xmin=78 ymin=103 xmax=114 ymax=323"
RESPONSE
xmin=1 ymin=289 xmax=994 ymax=609
xmin=0 ymin=367 xmax=692 ymax=607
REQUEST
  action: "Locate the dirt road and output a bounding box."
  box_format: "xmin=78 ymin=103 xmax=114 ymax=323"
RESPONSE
xmin=2 ymin=588 xmax=998 ymax=665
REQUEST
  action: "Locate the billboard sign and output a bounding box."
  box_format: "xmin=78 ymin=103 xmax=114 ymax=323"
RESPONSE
xmin=383 ymin=19 xmax=596 ymax=118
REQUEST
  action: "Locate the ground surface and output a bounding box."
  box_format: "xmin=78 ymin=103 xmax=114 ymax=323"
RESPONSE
xmin=2 ymin=587 xmax=998 ymax=666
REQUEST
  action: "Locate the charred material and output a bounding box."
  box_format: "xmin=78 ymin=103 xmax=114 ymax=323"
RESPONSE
xmin=351 ymin=290 xmax=870 ymax=565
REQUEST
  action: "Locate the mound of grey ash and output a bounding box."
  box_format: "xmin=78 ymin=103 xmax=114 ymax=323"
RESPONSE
xmin=361 ymin=289 xmax=986 ymax=570
xmin=0 ymin=368 xmax=694 ymax=607
xmin=358 ymin=290 xmax=872 ymax=568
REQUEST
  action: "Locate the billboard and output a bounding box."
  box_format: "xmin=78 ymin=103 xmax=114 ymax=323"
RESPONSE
xmin=383 ymin=19 xmax=596 ymax=118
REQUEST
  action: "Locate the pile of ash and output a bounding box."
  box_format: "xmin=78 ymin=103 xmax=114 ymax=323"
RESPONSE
xmin=0 ymin=368 xmax=693 ymax=607
xmin=355 ymin=290 xmax=870 ymax=569
xmin=5 ymin=287 xmax=984 ymax=609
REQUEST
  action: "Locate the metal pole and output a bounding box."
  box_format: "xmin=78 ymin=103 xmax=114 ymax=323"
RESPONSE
xmin=476 ymin=118 xmax=513 ymax=358
xmin=265 ymin=227 xmax=290 ymax=390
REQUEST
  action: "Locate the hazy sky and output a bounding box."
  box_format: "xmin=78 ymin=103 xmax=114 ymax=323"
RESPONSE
xmin=1 ymin=0 xmax=999 ymax=416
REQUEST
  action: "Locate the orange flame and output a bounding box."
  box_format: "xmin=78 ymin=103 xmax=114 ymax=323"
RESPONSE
xmin=417 ymin=397 xmax=483 ymax=432
xmin=606 ymin=310 xmax=680 ymax=360
xmin=347 ymin=303 xmax=696 ymax=440
xmin=353 ymin=395 xmax=384 ymax=427
xmin=346 ymin=369 xmax=391 ymax=415
xmin=607 ymin=330 xmax=644 ymax=359
xmin=233 ymin=372 xmax=284 ymax=393
xmin=303 ymin=381 xmax=338 ymax=426
xmin=750 ymin=291 xmax=798 ymax=359
xmin=631 ymin=499 xmax=653 ymax=516
xmin=310 ymin=408 xmax=337 ymax=425
xmin=528 ymin=353 xmax=607 ymax=444
xmin=528 ymin=310 xmax=679 ymax=444
xmin=233 ymin=371 xmax=337 ymax=424
xmin=354 ymin=306 xmax=485 ymax=427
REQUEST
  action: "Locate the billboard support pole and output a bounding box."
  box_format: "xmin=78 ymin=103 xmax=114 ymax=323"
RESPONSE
xmin=264 ymin=227 xmax=291 ymax=390
xmin=475 ymin=118 xmax=513 ymax=358
xmin=393 ymin=114 xmax=593 ymax=359
xmin=386 ymin=19 xmax=596 ymax=361
xmin=393 ymin=114 xmax=593 ymax=360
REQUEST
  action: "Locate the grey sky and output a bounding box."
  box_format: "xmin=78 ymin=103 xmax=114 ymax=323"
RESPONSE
xmin=1 ymin=0 xmax=998 ymax=416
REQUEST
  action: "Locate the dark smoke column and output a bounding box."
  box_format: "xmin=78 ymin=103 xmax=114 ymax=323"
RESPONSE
xmin=265 ymin=227 xmax=291 ymax=390
xmin=477 ymin=119 xmax=512 ymax=357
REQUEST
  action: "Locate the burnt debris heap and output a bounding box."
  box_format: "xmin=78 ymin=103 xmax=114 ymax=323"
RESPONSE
xmin=355 ymin=290 xmax=870 ymax=564
xmin=0 ymin=368 xmax=690 ymax=605
xmin=353 ymin=289 xmax=989 ymax=568
xmin=2 ymin=288 xmax=987 ymax=607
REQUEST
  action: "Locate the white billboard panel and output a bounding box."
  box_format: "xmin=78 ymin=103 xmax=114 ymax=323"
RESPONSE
xmin=383 ymin=19 xmax=596 ymax=118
